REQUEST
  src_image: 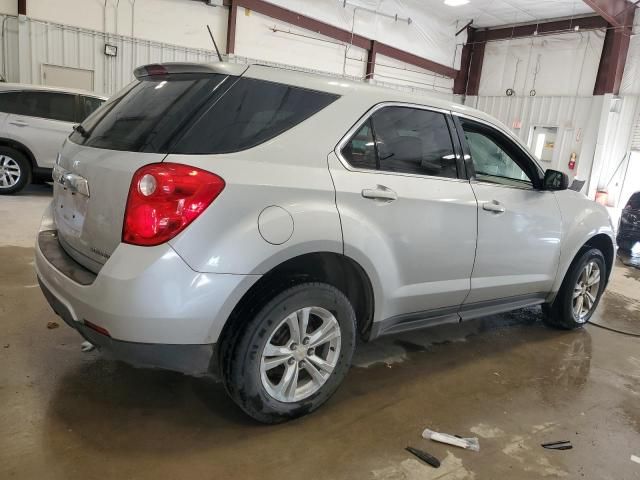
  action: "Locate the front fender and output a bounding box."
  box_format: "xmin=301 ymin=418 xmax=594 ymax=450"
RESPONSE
xmin=549 ymin=191 xmax=615 ymax=299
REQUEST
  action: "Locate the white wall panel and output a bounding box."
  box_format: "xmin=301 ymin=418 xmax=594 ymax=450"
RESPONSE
xmin=0 ymin=15 xmax=218 ymax=95
xmin=234 ymin=9 xmax=367 ymax=78
xmin=266 ymin=0 xmax=461 ymax=70
xmin=621 ymin=11 xmax=640 ymax=95
xmin=372 ymin=53 xmax=454 ymax=97
xmin=479 ymin=30 xmax=605 ymax=97
xmin=0 ymin=0 xmax=16 ymax=15
xmin=26 ymin=0 xmax=228 ymax=51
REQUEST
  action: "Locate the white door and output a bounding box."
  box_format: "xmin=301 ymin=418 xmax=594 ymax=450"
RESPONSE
xmin=42 ymin=65 xmax=94 ymax=92
xmin=3 ymin=91 xmax=77 ymax=168
xmin=330 ymin=105 xmax=477 ymax=331
xmin=457 ymin=115 xmax=562 ymax=305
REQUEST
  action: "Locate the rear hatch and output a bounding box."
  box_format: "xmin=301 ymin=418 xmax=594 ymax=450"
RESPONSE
xmin=53 ymin=63 xmax=246 ymax=272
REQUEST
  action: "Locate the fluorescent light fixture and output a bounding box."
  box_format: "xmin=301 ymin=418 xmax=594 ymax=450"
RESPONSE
xmin=444 ymin=0 xmax=469 ymax=6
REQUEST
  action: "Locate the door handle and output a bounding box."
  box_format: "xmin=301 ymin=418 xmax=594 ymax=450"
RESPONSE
xmin=9 ymin=120 xmax=28 ymax=127
xmin=482 ymin=201 xmax=505 ymax=213
xmin=362 ymin=186 xmax=398 ymax=202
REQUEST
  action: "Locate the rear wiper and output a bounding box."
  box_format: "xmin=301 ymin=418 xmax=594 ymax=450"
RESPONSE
xmin=73 ymin=124 xmax=89 ymax=138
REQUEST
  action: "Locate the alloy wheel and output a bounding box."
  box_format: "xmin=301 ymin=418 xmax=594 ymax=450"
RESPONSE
xmin=0 ymin=155 xmax=21 ymax=188
xmin=572 ymin=260 xmax=601 ymax=322
xmin=260 ymin=306 xmax=341 ymax=403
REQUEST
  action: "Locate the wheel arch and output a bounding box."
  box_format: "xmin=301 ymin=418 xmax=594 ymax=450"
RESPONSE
xmin=549 ymin=232 xmax=615 ymax=303
xmin=0 ymin=137 xmax=37 ymax=170
xmin=217 ymin=251 xmax=375 ymax=365
xmin=582 ymin=233 xmax=614 ymax=284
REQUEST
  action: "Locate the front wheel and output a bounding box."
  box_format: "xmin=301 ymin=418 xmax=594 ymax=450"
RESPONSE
xmin=222 ymin=282 xmax=356 ymax=423
xmin=543 ymin=248 xmax=606 ymax=329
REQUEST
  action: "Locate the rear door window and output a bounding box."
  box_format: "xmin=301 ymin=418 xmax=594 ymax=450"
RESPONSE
xmin=0 ymin=92 xmax=26 ymax=115
xmin=172 ymin=78 xmax=339 ymax=154
xmin=0 ymin=91 xmax=76 ymax=122
xmin=70 ymin=74 xmax=229 ymax=152
xmin=340 ymin=106 xmax=459 ymax=179
xmin=372 ymin=107 xmax=458 ymax=178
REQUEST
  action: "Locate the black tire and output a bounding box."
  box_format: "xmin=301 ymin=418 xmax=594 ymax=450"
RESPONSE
xmin=543 ymin=248 xmax=606 ymax=329
xmin=221 ymin=282 xmax=356 ymax=424
xmin=0 ymin=147 xmax=31 ymax=195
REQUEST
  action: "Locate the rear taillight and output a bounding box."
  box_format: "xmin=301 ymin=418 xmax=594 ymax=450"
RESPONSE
xmin=123 ymin=163 xmax=225 ymax=246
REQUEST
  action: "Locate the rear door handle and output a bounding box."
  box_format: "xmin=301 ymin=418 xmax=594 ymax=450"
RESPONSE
xmin=9 ymin=120 xmax=29 ymax=127
xmin=482 ymin=200 xmax=505 ymax=213
xmin=362 ymin=186 xmax=398 ymax=202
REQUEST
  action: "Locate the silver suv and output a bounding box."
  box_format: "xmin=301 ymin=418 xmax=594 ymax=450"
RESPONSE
xmin=36 ymin=62 xmax=615 ymax=423
xmin=0 ymin=84 xmax=106 ymax=194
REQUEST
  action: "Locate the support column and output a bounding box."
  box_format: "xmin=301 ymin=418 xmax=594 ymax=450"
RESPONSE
xmin=226 ymin=0 xmax=237 ymax=55
xmin=18 ymin=0 xmax=26 ymax=15
xmin=453 ymin=28 xmax=486 ymax=96
xmin=365 ymin=40 xmax=378 ymax=80
xmin=593 ymin=9 xmax=634 ymax=94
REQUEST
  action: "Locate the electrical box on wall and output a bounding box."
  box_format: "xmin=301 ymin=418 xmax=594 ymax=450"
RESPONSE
xmin=104 ymin=44 xmax=118 ymax=57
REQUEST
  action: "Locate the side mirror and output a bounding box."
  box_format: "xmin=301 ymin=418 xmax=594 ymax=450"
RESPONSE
xmin=543 ymin=169 xmax=569 ymax=191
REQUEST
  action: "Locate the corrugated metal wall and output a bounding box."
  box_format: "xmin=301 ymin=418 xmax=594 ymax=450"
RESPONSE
xmin=632 ymin=106 xmax=640 ymax=151
xmin=1 ymin=14 xmax=219 ymax=95
xmin=465 ymin=95 xmax=603 ymax=181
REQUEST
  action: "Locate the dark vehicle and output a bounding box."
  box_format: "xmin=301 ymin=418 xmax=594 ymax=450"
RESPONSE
xmin=617 ymin=192 xmax=640 ymax=254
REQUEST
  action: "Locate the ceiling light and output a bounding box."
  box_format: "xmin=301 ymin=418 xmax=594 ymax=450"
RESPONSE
xmin=444 ymin=0 xmax=470 ymax=6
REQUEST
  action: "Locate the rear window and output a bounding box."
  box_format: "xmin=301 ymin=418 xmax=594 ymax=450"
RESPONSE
xmin=69 ymin=75 xmax=339 ymax=154
xmin=70 ymin=74 xmax=229 ymax=152
xmin=171 ymin=78 xmax=339 ymax=154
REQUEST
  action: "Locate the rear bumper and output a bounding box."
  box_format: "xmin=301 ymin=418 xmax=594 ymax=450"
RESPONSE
xmin=39 ymin=277 xmax=216 ymax=375
xmin=35 ymin=203 xmax=260 ymax=373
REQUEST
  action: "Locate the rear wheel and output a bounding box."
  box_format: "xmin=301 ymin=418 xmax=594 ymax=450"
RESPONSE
xmin=543 ymin=248 xmax=606 ymax=329
xmin=0 ymin=147 xmax=31 ymax=195
xmin=221 ymin=282 xmax=356 ymax=423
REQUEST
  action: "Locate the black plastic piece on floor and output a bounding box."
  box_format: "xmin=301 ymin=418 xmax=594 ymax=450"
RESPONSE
xmin=405 ymin=446 xmax=441 ymax=468
xmin=541 ymin=440 xmax=573 ymax=450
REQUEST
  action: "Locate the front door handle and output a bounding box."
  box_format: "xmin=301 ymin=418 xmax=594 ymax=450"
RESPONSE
xmin=362 ymin=185 xmax=398 ymax=202
xmin=9 ymin=120 xmax=28 ymax=127
xmin=482 ymin=200 xmax=505 ymax=213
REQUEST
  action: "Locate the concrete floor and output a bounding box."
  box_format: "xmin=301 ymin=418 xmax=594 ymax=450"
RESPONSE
xmin=2 ymin=184 xmax=640 ymax=480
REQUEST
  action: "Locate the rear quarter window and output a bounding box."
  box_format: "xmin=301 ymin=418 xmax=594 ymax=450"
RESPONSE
xmin=171 ymin=78 xmax=339 ymax=154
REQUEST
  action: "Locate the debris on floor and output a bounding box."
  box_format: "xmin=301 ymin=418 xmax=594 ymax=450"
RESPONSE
xmin=81 ymin=341 xmax=95 ymax=352
xmin=405 ymin=446 xmax=440 ymax=468
xmin=46 ymin=321 xmax=59 ymax=330
xmin=3 ymin=344 xmax=9 ymax=348
xmin=541 ymin=440 xmax=573 ymax=451
xmin=422 ymin=428 xmax=480 ymax=451
xmin=631 ymin=455 xmax=640 ymax=465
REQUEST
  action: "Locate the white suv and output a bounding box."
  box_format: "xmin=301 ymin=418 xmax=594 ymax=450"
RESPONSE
xmin=0 ymin=84 xmax=106 ymax=194
xmin=35 ymin=63 xmax=615 ymax=423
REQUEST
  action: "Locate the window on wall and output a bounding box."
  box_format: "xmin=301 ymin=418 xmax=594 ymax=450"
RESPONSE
xmin=528 ymin=126 xmax=559 ymax=163
xmin=340 ymin=106 xmax=459 ymax=179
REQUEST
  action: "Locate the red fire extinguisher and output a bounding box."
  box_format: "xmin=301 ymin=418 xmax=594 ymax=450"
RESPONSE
xmin=568 ymin=152 xmax=577 ymax=170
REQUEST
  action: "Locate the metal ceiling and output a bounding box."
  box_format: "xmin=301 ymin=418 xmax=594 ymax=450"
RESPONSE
xmin=400 ymin=0 xmax=595 ymax=28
